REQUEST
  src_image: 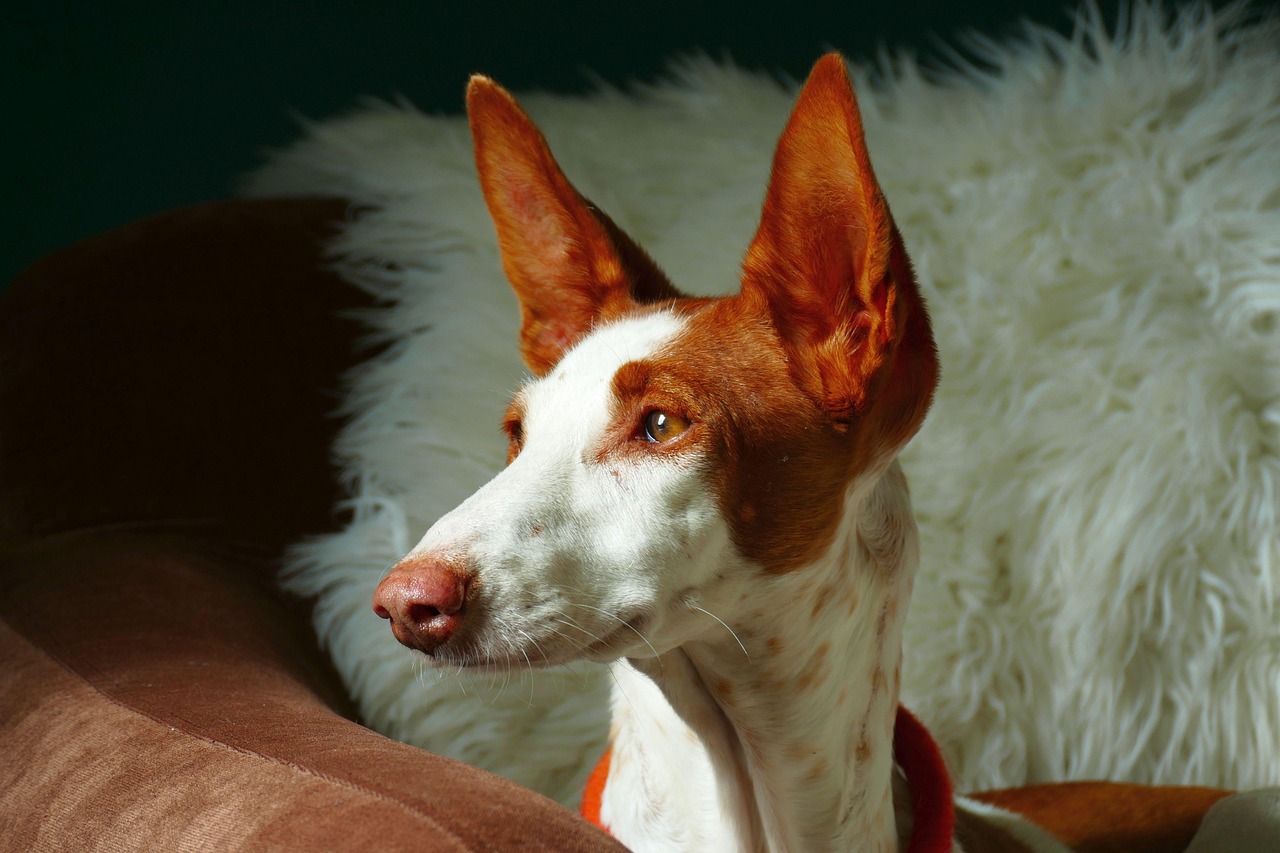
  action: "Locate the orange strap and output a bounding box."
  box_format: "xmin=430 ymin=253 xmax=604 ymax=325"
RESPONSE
xmin=580 ymin=744 xmax=612 ymax=830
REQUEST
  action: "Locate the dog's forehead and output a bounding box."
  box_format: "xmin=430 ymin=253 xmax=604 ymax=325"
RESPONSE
xmin=523 ymin=310 xmax=686 ymax=429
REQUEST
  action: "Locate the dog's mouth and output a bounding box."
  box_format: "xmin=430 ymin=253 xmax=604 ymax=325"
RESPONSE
xmin=423 ymin=609 xmax=656 ymax=671
xmin=579 ymin=611 xmax=655 ymax=658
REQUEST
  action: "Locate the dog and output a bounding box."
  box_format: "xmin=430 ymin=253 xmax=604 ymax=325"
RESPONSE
xmin=372 ymin=54 xmax=1230 ymax=852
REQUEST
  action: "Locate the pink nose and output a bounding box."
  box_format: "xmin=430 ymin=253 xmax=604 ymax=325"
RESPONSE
xmin=372 ymin=556 xmax=472 ymax=654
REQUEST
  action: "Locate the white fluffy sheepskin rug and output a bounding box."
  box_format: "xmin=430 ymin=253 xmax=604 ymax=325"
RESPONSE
xmin=244 ymin=2 xmax=1280 ymax=806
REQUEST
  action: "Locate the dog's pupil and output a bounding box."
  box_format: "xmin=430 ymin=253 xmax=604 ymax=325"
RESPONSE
xmin=647 ymin=411 xmax=670 ymax=441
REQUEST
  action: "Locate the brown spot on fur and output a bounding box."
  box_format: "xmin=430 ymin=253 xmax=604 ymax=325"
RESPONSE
xmin=855 ymin=738 xmax=872 ymax=764
xmin=813 ymin=642 xmax=831 ymax=666
xmin=765 ymin=636 xmax=784 ymax=655
xmin=805 ymin=757 xmax=829 ymax=783
xmin=793 ymin=642 xmax=832 ymax=693
xmin=870 ymin=666 xmax=886 ymax=697
xmin=875 ymin=603 xmax=890 ymax=641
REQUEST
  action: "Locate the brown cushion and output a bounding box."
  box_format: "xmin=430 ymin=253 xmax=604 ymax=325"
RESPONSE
xmin=0 ymin=198 xmax=362 ymax=557
xmin=0 ymin=532 xmax=622 ymax=851
xmin=0 ymin=200 xmax=624 ymax=851
xmin=972 ymin=782 xmax=1228 ymax=853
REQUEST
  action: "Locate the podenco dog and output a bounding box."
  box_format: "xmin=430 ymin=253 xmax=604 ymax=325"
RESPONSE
xmin=372 ymin=55 xmax=1218 ymax=852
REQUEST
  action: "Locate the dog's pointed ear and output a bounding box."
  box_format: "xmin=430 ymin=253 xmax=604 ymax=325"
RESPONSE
xmin=743 ymin=54 xmax=937 ymax=440
xmin=467 ymin=76 xmax=681 ymax=374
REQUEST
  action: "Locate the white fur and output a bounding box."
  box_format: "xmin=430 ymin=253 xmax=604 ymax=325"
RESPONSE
xmin=244 ymin=2 xmax=1280 ymax=806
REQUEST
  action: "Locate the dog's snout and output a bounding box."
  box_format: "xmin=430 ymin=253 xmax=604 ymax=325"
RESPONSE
xmin=372 ymin=556 xmax=472 ymax=654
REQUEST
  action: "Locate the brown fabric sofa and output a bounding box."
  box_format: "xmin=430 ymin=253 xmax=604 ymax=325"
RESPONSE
xmin=0 ymin=199 xmax=627 ymax=851
xmin=0 ymin=199 xmax=1225 ymax=851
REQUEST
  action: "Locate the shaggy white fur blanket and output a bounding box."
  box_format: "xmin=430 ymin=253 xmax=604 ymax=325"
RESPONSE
xmin=245 ymin=2 xmax=1280 ymax=806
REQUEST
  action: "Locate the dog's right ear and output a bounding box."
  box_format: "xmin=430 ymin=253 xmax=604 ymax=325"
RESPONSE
xmin=467 ymin=77 xmax=680 ymax=375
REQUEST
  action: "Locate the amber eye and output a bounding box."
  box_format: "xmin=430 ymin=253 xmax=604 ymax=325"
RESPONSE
xmin=643 ymin=410 xmax=690 ymax=443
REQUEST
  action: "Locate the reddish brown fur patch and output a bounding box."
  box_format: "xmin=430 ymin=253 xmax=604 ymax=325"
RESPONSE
xmin=585 ymin=279 xmax=931 ymax=573
xmin=595 ymin=297 xmax=857 ymax=572
xmin=467 ymin=77 xmax=683 ymax=375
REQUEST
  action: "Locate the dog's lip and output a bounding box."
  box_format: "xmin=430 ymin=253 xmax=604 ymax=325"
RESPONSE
xmin=581 ymin=611 xmax=653 ymax=658
xmin=422 ymin=609 xmax=654 ymax=670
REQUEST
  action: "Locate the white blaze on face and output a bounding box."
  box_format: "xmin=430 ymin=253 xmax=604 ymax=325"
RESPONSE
xmin=408 ymin=309 xmax=740 ymax=666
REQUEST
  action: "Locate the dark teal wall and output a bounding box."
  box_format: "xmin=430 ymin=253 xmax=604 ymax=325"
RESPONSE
xmin=5 ymin=1 xmax=1267 ymax=287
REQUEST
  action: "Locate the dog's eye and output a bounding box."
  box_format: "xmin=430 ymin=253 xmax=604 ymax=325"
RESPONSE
xmin=643 ymin=410 xmax=690 ymax=443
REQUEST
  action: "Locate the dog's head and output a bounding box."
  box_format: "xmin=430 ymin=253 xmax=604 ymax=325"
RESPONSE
xmin=373 ymin=54 xmax=938 ymax=668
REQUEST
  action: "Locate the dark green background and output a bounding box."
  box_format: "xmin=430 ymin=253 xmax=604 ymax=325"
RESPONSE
xmin=6 ymin=1 xmax=1269 ymax=289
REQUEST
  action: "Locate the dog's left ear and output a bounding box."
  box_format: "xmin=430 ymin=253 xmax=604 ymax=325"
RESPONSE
xmin=743 ymin=54 xmax=937 ymax=441
xmin=468 ymin=76 xmax=681 ymax=375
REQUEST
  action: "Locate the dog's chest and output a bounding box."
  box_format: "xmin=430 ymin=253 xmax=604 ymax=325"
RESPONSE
xmin=600 ymin=662 xmax=742 ymax=852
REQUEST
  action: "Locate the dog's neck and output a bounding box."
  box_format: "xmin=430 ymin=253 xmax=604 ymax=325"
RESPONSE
xmin=605 ymin=461 xmax=920 ymax=853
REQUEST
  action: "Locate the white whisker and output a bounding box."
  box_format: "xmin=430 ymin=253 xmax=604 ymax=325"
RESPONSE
xmin=689 ymin=603 xmax=750 ymax=661
xmin=572 ymin=601 xmax=661 ymax=660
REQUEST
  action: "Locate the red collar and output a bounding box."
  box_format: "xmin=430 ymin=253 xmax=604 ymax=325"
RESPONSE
xmin=582 ymin=705 xmax=955 ymax=853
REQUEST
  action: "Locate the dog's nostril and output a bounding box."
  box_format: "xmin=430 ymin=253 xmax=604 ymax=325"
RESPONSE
xmin=408 ymin=602 xmax=444 ymax=624
xmin=371 ymin=556 xmax=472 ymax=652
